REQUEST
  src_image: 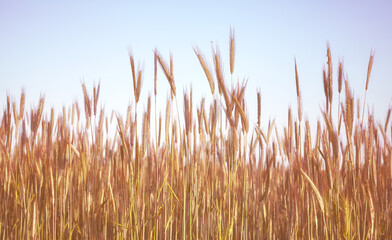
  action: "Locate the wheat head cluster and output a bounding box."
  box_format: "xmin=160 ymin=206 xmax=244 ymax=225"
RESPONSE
xmin=1 ymin=29 xmax=391 ymax=239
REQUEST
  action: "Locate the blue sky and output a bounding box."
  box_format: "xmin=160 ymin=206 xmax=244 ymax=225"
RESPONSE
xmin=1 ymin=1 xmax=391 ymax=130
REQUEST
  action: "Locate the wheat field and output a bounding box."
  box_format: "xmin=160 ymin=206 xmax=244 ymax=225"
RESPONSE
xmin=1 ymin=31 xmax=391 ymax=239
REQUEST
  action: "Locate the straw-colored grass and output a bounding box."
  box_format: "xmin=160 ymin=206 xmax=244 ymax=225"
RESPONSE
xmin=1 ymin=30 xmax=391 ymax=239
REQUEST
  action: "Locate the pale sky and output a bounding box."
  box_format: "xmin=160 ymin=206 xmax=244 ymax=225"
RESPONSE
xmin=1 ymin=1 xmax=391 ymax=131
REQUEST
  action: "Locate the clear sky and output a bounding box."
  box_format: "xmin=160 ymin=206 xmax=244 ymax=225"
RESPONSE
xmin=1 ymin=1 xmax=392 ymax=131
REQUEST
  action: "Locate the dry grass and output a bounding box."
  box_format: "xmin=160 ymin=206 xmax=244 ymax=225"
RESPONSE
xmin=1 ymin=30 xmax=392 ymax=239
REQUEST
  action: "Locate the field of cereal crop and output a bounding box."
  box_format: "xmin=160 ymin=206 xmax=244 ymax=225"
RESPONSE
xmin=1 ymin=30 xmax=391 ymax=239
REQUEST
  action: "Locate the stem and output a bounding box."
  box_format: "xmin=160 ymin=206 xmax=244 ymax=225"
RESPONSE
xmin=361 ymin=91 xmax=367 ymax=129
xmin=154 ymin=94 xmax=159 ymax=240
